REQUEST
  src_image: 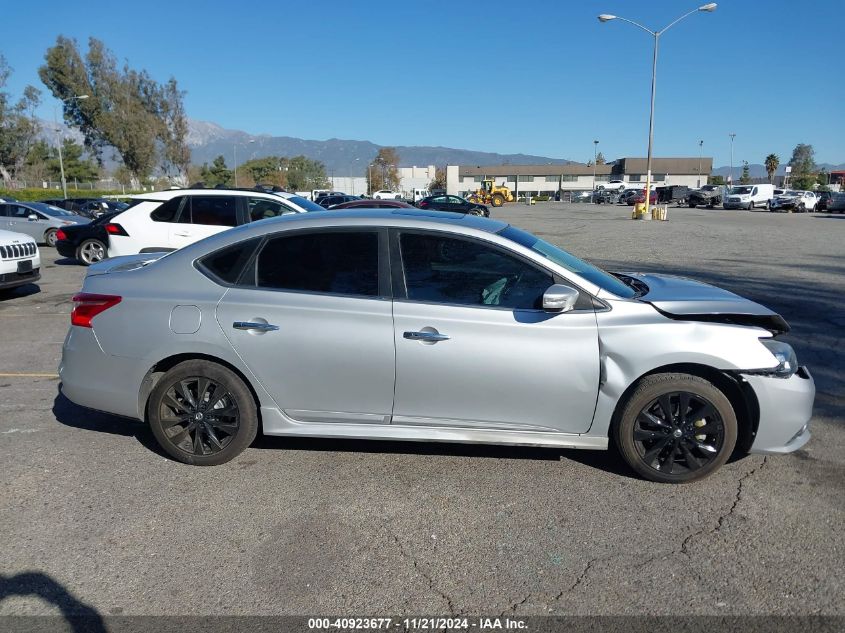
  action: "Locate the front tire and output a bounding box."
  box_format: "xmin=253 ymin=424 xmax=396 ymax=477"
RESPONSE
xmin=148 ymin=360 xmax=258 ymax=466
xmin=613 ymin=373 xmax=737 ymax=483
xmin=491 ymin=193 xmax=505 ymax=207
xmin=45 ymin=229 xmax=58 ymax=247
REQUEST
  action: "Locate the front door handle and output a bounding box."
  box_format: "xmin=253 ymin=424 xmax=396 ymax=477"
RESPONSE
xmin=174 ymin=231 xmax=192 ymax=237
xmin=404 ymin=330 xmax=449 ymax=342
xmin=233 ymin=321 xmax=279 ymax=332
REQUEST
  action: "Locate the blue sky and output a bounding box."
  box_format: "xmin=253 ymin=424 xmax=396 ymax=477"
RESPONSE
xmin=2 ymin=0 xmax=843 ymax=166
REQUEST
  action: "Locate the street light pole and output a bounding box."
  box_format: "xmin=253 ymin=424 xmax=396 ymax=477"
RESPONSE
xmin=598 ymin=4 xmax=717 ymax=216
xmin=592 ymin=140 xmax=599 ymax=202
xmin=729 ymin=133 xmax=736 ymax=187
xmin=698 ymin=139 xmax=704 ymax=187
xmin=53 ymin=95 xmax=89 ymax=198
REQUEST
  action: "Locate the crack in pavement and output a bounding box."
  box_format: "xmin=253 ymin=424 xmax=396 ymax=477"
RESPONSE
xmin=390 ymin=533 xmax=458 ymax=615
xmin=679 ymin=456 xmax=769 ymax=557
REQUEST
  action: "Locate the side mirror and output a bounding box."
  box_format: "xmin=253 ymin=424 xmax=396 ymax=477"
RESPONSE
xmin=542 ymin=284 xmax=580 ymax=313
xmin=28 ymin=214 xmax=38 ymax=221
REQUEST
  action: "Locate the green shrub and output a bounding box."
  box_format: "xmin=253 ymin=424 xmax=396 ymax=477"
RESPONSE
xmin=0 ymin=188 xmax=144 ymax=202
xmin=534 ymin=195 xmax=550 ymax=202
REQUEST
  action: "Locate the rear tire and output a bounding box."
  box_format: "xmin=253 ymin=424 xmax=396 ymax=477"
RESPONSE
xmin=688 ymin=201 xmax=696 ymax=208
xmin=76 ymin=239 xmax=106 ymax=266
xmin=148 ymin=360 xmax=258 ymax=466
xmin=613 ymin=373 xmax=737 ymax=484
xmin=44 ymin=229 xmax=58 ymax=247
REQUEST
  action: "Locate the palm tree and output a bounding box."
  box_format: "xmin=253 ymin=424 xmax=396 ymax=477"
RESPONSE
xmin=765 ymin=153 xmax=780 ymax=183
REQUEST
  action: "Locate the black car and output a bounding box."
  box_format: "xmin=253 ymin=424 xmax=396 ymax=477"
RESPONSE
xmin=55 ymin=211 xmax=119 ymax=265
xmin=816 ymin=191 xmax=833 ymax=211
xmin=316 ymin=195 xmax=360 ymax=209
xmin=40 ymin=198 xmax=128 ymax=219
xmin=417 ymin=195 xmax=489 ymax=216
xmin=827 ymin=193 xmax=845 ymax=213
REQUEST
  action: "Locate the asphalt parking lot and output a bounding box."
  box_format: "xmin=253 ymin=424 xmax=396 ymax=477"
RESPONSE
xmin=1 ymin=203 xmax=843 ymax=618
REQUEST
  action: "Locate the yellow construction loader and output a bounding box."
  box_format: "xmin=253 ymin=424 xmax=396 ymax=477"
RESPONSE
xmin=468 ymin=179 xmax=514 ymax=207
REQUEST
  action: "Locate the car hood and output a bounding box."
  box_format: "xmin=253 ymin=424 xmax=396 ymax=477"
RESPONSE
xmin=623 ymin=272 xmax=789 ymax=334
xmin=0 ymin=228 xmax=37 ymax=242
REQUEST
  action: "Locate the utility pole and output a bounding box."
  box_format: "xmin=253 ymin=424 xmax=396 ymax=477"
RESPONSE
xmin=698 ymin=139 xmax=704 ymax=187
xmin=54 ymin=95 xmax=89 ymax=198
xmin=729 ymin=133 xmax=736 ymax=187
xmin=592 ymin=140 xmax=599 ymax=202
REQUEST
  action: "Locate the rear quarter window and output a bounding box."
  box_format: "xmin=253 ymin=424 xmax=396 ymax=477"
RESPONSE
xmin=197 ymin=237 xmax=261 ymax=285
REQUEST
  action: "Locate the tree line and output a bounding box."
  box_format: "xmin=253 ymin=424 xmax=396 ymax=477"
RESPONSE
xmin=707 ymin=143 xmax=832 ymax=189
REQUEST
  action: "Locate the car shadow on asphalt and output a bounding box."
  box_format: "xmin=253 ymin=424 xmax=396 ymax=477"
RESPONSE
xmin=0 ymin=283 xmax=40 ymax=301
xmin=52 ymin=389 xmax=169 ymax=459
xmin=55 ymin=257 xmax=82 ymax=266
xmin=0 ymin=571 xmax=107 ymax=632
xmin=812 ymin=214 xmax=845 ymax=219
xmin=252 ymin=434 xmax=643 ymax=479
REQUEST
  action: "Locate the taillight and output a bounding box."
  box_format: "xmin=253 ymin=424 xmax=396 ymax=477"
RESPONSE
xmin=105 ymin=223 xmax=128 ymax=236
xmin=71 ymin=293 xmax=122 ymax=328
xmin=55 ymin=229 xmax=67 ymax=241
xmin=419 ymin=201 xmax=428 ymax=208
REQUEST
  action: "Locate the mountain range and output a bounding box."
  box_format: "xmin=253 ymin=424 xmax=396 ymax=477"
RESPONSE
xmin=42 ymin=118 xmax=843 ymax=177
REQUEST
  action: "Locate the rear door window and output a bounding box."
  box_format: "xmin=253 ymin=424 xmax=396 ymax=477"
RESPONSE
xmin=253 ymin=231 xmax=380 ymax=297
xmin=187 ymin=196 xmax=238 ymax=227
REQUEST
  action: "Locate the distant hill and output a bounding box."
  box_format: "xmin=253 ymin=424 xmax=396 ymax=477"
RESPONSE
xmin=39 ymin=118 xmax=842 ymax=177
xmin=186 ymin=119 xmax=576 ymax=174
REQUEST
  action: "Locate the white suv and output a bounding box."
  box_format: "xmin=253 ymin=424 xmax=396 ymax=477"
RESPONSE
xmin=372 ymin=190 xmax=402 ymax=200
xmin=0 ymin=229 xmax=40 ymax=292
xmin=105 ymin=189 xmax=324 ymax=257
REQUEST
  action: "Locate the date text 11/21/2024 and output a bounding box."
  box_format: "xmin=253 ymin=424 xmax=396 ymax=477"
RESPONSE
xmin=307 ymin=617 xmax=528 ymax=630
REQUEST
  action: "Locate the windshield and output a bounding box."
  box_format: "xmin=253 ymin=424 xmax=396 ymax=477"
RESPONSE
xmin=498 ymin=225 xmax=636 ymax=298
xmin=730 ymin=186 xmax=753 ymax=195
xmin=288 ymin=196 xmax=325 ymax=212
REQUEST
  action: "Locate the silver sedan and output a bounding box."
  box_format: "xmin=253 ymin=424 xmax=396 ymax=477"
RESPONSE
xmin=0 ymin=201 xmax=89 ymax=246
xmin=59 ymin=210 xmax=814 ymax=483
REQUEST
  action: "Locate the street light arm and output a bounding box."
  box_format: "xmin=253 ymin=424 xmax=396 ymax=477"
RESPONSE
xmin=658 ymin=8 xmax=699 ymax=35
xmin=607 ymin=15 xmax=656 ymax=36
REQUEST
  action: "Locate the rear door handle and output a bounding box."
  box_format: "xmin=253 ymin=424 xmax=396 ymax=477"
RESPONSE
xmin=174 ymin=231 xmax=192 ymax=237
xmin=233 ymin=321 xmax=279 ymax=332
xmin=404 ymin=331 xmax=449 ymax=342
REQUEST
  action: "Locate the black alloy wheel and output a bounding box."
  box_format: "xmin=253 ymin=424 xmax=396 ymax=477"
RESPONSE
xmin=149 ymin=360 xmax=258 ymax=465
xmin=614 ymin=373 xmax=737 ymax=483
xmin=633 ymin=391 xmax=725 ymax=476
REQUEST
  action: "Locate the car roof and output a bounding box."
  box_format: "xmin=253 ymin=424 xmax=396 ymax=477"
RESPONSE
xmin=129 ymin=188 xmax=298 ymax=202
xmin=17 ymin=201 xmax=66 ymax=212
xmin=173 ymin=209 xmax=507 ymax=256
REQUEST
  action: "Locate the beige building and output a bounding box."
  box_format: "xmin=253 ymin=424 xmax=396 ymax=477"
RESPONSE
xmin=446 ymin=157 xmax=713 ymax=197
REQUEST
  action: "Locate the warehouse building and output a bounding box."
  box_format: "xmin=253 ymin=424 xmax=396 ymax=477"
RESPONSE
xmin=446 ymin=157 xmax=713 ymax=197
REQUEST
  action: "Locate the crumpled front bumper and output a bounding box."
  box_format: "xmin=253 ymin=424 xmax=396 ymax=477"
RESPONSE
xmin=745 ymin=367 xmax=815 ymax=453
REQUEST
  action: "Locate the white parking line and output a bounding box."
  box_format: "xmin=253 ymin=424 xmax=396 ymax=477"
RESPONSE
xmin=0 ymin=373 xmax=59 ymax=378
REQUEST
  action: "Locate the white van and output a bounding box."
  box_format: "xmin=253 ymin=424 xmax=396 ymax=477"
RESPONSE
xmin=723 ymin=184 xmax=774 ymax=210
xmin=411 ymin=188 xmax=429 ymax=203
